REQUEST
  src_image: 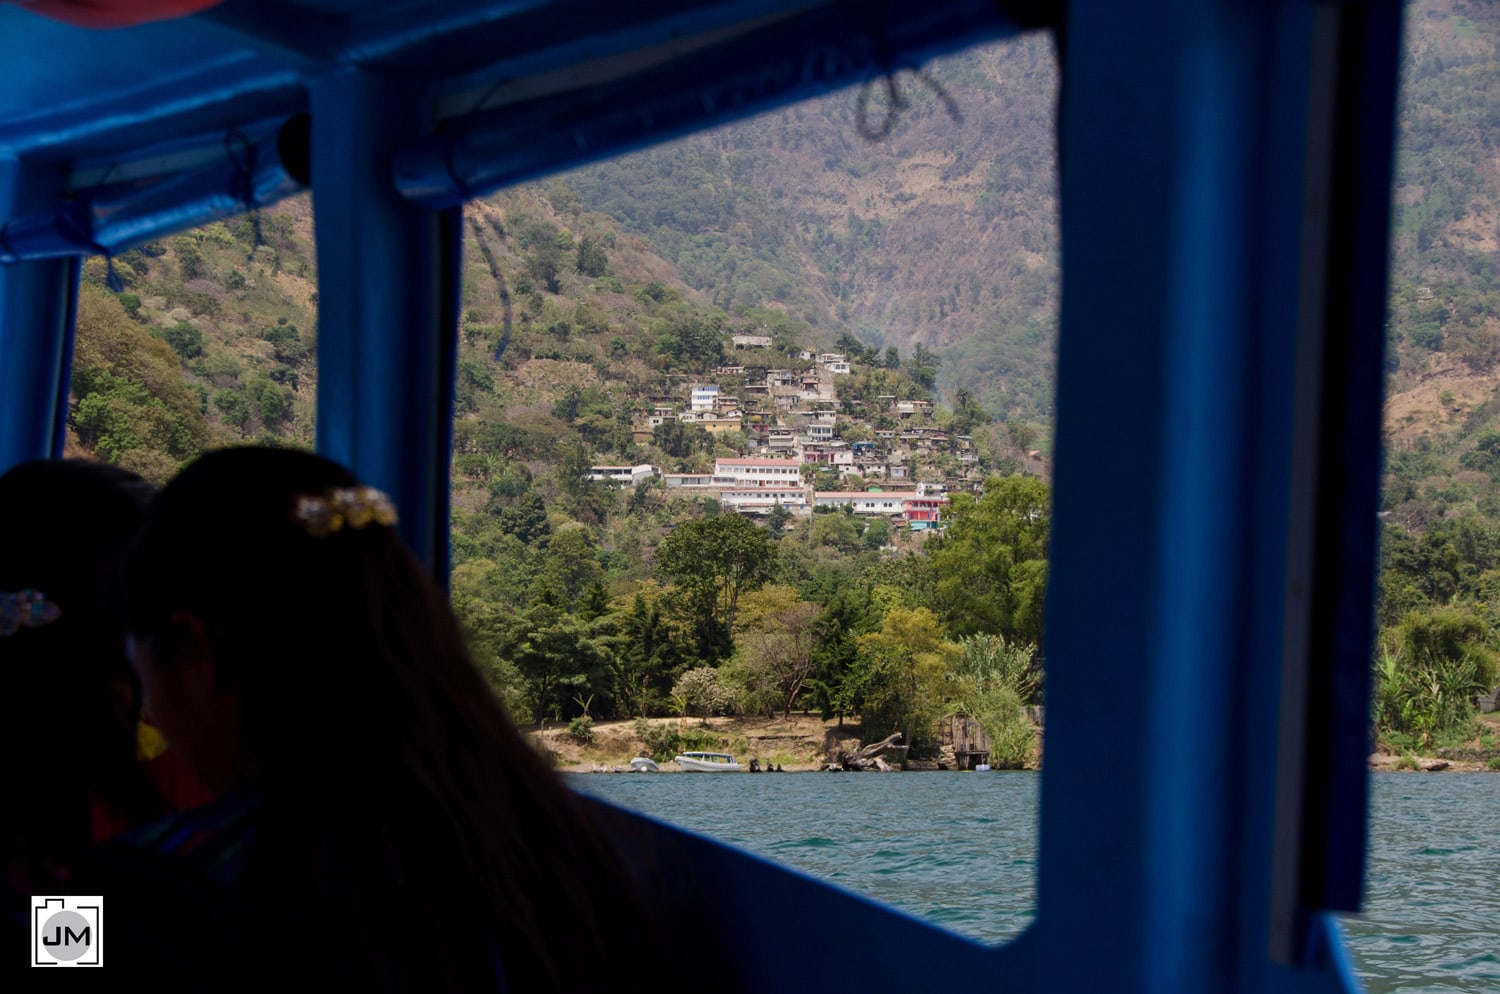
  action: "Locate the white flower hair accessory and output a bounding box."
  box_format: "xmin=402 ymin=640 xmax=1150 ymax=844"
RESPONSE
xmin=290 ymin=486 xmax=399 ymax=538
xmin=0 ymin=589 xmax=62 ymax=637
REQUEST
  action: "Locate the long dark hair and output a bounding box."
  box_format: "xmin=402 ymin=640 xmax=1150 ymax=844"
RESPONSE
xmin=122 ymin=447 xmax=651 ymax=991
xmin=0 ymin=459 xmax=164 ymax=885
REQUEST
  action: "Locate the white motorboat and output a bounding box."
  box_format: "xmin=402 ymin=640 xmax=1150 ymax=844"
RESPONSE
xmin=629 ymin=757 xmax=660 ymax=772
xmin=673 ymin=751 xmax=744 ymax=772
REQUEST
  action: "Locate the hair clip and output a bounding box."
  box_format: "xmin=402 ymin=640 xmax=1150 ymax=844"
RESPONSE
xmin=0 ymin=589 xmax=62 ymax=637
xmin=291 ymin=485 xmax=399 ymax=538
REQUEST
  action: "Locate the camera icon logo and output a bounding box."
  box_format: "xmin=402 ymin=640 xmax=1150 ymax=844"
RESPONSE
xmin=31 ymin=896 xmax=103 ymax=967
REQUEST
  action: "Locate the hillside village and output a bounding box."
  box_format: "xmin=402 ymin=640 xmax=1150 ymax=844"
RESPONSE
xmin=588 ymin=342 xmax=1013 ymax=530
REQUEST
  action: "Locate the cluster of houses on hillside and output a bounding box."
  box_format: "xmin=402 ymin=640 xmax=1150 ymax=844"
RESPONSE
xmin=588 ymin=458 xmax=950 ymax=528
xmin=623 ymin=350 xmax=988 ymax=494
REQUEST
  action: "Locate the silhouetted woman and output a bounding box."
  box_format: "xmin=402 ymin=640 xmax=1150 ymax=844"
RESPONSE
xmin=0 ymin=460 xmax=166 ymax=893
xmin=114 ymin=446 xmax=660 ymax=992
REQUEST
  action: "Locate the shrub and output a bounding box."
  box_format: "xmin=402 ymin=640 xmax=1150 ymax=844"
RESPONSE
xmin=1373 ymin=620 xmax=1495 ymax=749
xmin=633 ymin=720 xmax=725 ymax=764
xmin=1409 ymin=322 xmax=1443 ymax=350
xmin=159 ymin=322 xmax=203 ymax=359
xmin=1487 ymin=757 xmax=1500 ymax=772
xmin=213 ymin=388 xmax=251 ymax=429
xmin=1394 ymin=755 xmax=1420 ymax=771
xmin=568 ymin=714 xmax=595 ymax=746
xmin=671 ymin=666 xmax=736 ymax=718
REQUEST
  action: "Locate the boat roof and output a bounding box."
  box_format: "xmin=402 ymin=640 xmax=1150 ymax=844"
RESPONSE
xmin=0 ymin=3 xmax=1405 ymax=992
xmin=0 ymin=1 xmax=1026 ymax=261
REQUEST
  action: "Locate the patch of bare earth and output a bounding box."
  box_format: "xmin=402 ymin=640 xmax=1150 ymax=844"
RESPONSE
xmin=1383 ymin=354 xmax=1500 ymax=449
xmin=530 ymin=714 xmax=851 ymax=773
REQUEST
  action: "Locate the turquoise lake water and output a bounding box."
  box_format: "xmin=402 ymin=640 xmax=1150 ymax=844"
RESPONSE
xmin=571 ymin=771 xmax=1499 ymax=993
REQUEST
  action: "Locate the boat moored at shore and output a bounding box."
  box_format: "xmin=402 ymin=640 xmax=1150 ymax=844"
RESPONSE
xmin=674 ymin=752 xmax=744 ymax=772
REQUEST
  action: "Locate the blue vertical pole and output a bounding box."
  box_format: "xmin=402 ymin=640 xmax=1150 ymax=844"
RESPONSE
xmin=0 ymin=158 xmax=78 ymax=472
xmin=1038 ymin=1 xmax=1399 ymax=993
xmin=308 ymin=70 xmax=459 ymax=581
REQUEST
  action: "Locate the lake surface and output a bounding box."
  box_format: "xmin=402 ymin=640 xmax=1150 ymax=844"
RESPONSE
xmin=571 ymin=771 xmax=1499 ymax=993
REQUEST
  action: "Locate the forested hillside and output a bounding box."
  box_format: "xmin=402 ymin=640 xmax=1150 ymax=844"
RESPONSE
xmin=66 ymin=174 xmax=1050 ymax=764
xmin=58 ymin=0 xmax=1500 ymax=762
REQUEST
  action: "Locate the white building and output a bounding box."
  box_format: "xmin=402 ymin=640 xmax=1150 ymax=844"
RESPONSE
xmin=812 ymin=491 xmax=912 ymax=515
xmin=661 ymin=472 xmax=715 ymax=488
xmin=588 ymin=464 xmax=657 ymax=486
xmin=714 ymin=458 xmax=803 ymax=487
xmin=818 ymin=353 xmax=851 ymax=374
xmin=719 ymin=488 xmax=809 ymax=514
xmin=690 ymin=384 xmax=719 ymax=412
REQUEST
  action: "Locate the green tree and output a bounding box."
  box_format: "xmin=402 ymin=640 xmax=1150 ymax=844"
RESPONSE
xmin=504 ymin=603 xmax=617 ymax=723
xmin=951 ymin=388 xmax=989 ymax=435
xmin=532 ymin=526 xmax=604 ymax=608
xmin=159 ymin=322 xmax=203 ymax=359
xmin=523 ymin=228 xmax=567 ymax=294
xmin=653 ymin=419 xmax=712 ymax=459
xmin=854 ymin=605 xmax=956 ymax=756
xmin=652 ymin=314 xmax=726 ymax=369
xmin=575 ymin=235 xmax=609 ymax=277
xmin=248 ymin=376 xmax=292 ymax=428
xmin=656 ymin=514 xmax=778 ymax=660
xmin=924 ymin=475 xmax=1050 ymax=642
xmin=808 ymin=585 xmax=878 ymax=725
xmin=262 ymin=323 xmax=309 ymax=364
xmin=906 ymin=343 xmax=940 ymax=389
xmin=950 ymin=633 xmax=1043 ymax=705
xmin=671 ymin=666 xmax=736 ymax=718
xmin=612 ymin=586 xmax=694 ymax=717
xmin=449 ymin=583 xmax=528 ymax=715
xmin=214 ymin=389 xmax=251 ymax=429
xmin=456 ymin=357 xmax=495 ymax=413
xmin=809 ymin=512 xmax=862 ymax=553
xmin=495 ymin=491 xmax=551 ymax=546
xmin=725 ymin=585 xmax=820 ymax=718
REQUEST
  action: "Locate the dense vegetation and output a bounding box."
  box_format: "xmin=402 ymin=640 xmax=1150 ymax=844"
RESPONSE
xmin=1369 ymin=0 xmax=1500 ymax=753
xmin=58 ymin=0 xmax=1500 ymax=762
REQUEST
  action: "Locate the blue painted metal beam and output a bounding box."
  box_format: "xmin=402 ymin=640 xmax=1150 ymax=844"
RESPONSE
xmin=1038 ymin=2 xmax=1400 ymax=993
xmin=394 ymin=0 xmax=1026 ymax=208
xmin=0 ymin=159 xmax=78 ymax=472
xmin=0 ymin=119 xmax=304 ymax=263
xmin=591 ymin=799 xmax=1026 ymax=992
xmin=309 ymin=69 xmax=458 ymax=580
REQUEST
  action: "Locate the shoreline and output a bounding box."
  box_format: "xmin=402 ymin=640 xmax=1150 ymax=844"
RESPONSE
xmin=528 ymin=714 xmax=1500 ymax=775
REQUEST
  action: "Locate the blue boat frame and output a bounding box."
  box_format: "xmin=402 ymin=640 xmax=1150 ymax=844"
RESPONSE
xmin=0 ymin=2 xmax=1403 ymax=991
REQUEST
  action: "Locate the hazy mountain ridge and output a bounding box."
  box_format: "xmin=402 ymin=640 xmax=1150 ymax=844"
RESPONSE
xmin=64 ymin=0 xmax=1495 ymax=500
xmin=558 ymin=2 xmax=1497 ymax=455
xmin=559 ymin=32 xmax=1062 ymax=426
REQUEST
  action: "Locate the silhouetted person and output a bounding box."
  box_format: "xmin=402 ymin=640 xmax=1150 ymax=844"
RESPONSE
xmin=104 ymin=447 xmax=666 ymax=992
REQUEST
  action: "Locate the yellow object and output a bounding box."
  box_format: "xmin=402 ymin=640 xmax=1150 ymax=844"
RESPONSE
xmin=137 ymin=721 xmax=169 ymax=761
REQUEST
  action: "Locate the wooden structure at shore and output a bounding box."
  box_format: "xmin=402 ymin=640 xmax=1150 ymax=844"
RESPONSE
xmin=939 ymin=713 xmax=993 ymax=771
